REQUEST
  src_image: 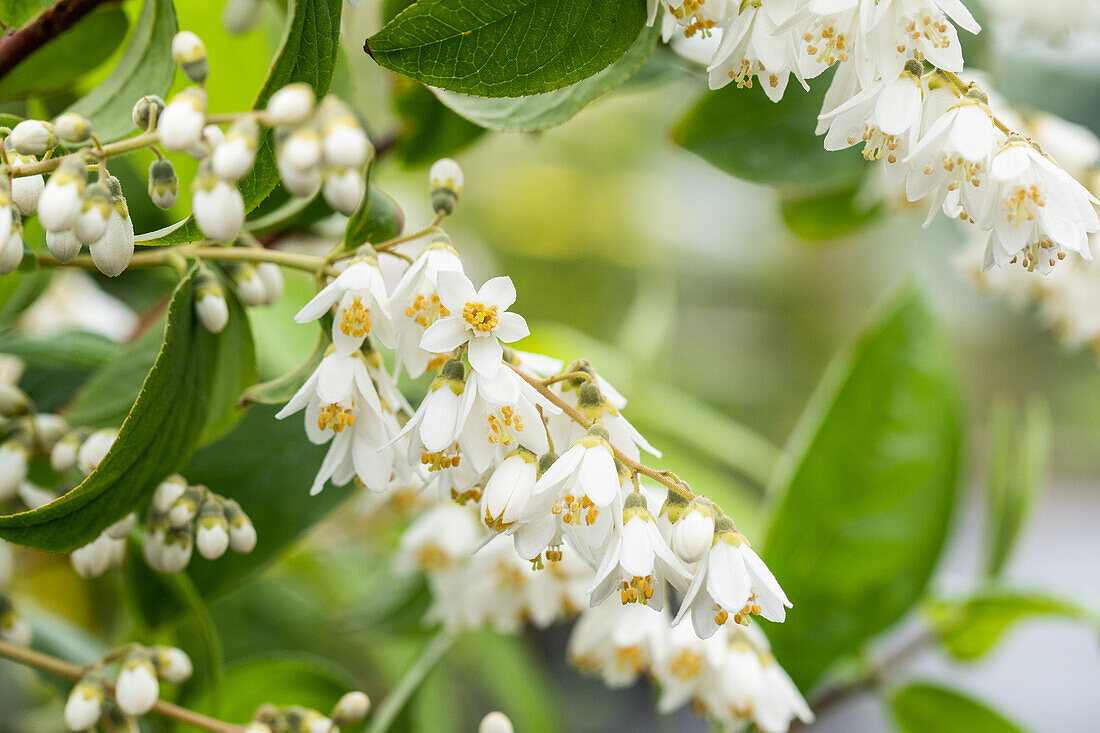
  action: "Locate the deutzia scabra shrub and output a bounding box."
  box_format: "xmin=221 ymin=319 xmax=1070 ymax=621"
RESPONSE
xmin=0 ymin=0 xmax=1095 ymax=731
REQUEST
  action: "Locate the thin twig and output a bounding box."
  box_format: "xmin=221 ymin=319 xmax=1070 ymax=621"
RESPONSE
xmin=365 ymin=630 xmax=456 ymax=733
xmin=36 ymin=245 xmax=338 ymax=277
xmin=0 ymin=0 xmax=113 ymax=81
xmin=0 ymin=639 xmax=245 ymax=733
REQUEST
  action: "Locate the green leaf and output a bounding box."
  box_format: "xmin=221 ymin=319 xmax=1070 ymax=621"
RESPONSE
xmin=779 ymin=184 xmax=882 ymax=241
xmin=0 ymin=330 xmax=119 ymax=370
xmin=365 ymin=0 xmax=649 ymax=97
xmin=344 ymin=183 xmax=405 ymax=248
xmin=432 ymin=23 xmax=658 ymax=131
xmin=179 ymin=404 xmax=355 ymax=599
xmin=64 ymin=0 xmax=178 ymax=142
xmin=391 ymin=77 xmax=485 ymax=167
xmin=0 ymin=0 xmax=49 ymax=28
xmin=0 ymin=6 xmax=128 ymax=103
xmin=63 ymin=322 xmax=165 ymax=429
xmin=762 ymin=290 xmax=962 ymax=689
xmin=925 ymin=592 xmax=1089 ymax=661
xmin=147 ymin=0 xmax=343 ymax=245
xmin=984 ymin=400 xmax=1049 ymax=579
xmin=892 ymin=683 xmax=1027 ymax=733
xmin=671 ymin=74 xmax=865 ymax=191
xmin=0 ymin=269 xmax=49 ymax=326
xmin=239 ymin=333 xmax=325 ymax=406
xmin=0 ymin=264 xmax=253 ymax=552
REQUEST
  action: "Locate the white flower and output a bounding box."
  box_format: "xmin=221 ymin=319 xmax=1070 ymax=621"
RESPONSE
xmin=192 ymin=178 xmax=245 ymax=242
xmin=88 ymin=204 xmax=134 ymax=278
xmin=481 ymin=448 xmax=538 ymax=532
xmin=115 ymin=657 xmax=159 ymax=716
xmin=73 ymin=185 xmax=111 ymax=245
xmin=323 ymin=119 xmax=370 ymax=169
xmin=322 ymin=167 xmax=365 ymax=215
xmin=673 ymin=518 xmax=791 ymax=638
xmin=154 ymin=645 xmax=193 ymax=683
xmin=64 ymin=678 xmax=104 ymax=731
xmin=296 ymin=256 xmax=395 ymax=352
xmin=708 ymin=1 xmax=804 ymax=101
xmin=9 ymin=119 xmax=55 ymax=155
xmin=651 ymin=619 xmax=726 ymax=714
xmin=479 ymin=712 xmax=514 ymax=733
xmin=46 ymin=229 xmax=81 ymax=263
xmin=397 ymin=502 xmax=481 ymax=575
xmin=389 ymin=241 xmax=466 ymax=378
xmin=39 ymin=159 xmax=86 ymax=232
xmin=256 ymin=262 xmax=284 ymax=304
xmin=429 ymin=158 xmax=463 ymax=214
xmin=590 ymin=491 xmax=690 ymax=611
xmin=266 ymin=83 xmax=315 ymax=127
xmin=0 ymin=441 xmax=28 ymax=501
xmin=671 ymin=498 xmax=716 ymax=563
xmin=333 ymin=691 xmax=371 ymax=726
xmin=568 ymin=599 xmax=668 ymax=688
xmin=158 ymin=88 xmax=207 ymax=152
xmin=11 ymin=156 xmax=44 ymax=216
xmin=77 ymin=429 xmax=116 ymax=475
xmin=980 ymin=140 xmax=1100 ymax=273
xmin=420 ymin=271 xmax=529 ymax=378
xmin=277 ymin=128 xmax=323 ymax=197
xmin=0 ymin=221 xmax=23 ymax=275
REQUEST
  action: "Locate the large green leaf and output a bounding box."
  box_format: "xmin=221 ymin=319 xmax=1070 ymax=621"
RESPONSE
xmin=64 ymin=321 xmax=165 ymax=428
xmin=671 ymin=75 xmax=865 ymax=191
xmin=762 ymin=290 xmax=961 ymax=689
xmin=344 ymin=183 xmax=405 ymax=248
xmin=433 ymin=23 xmax=659 ymax=131
xmin=146 ymin=0 xmax=343 ymax=245
xmin=365 ymin=0 xmax=648 ymax=97
xmin=179 ymin=404 xmax=354 ymax=598
xmin=0 ymin=330 xmax=119 ymax=370
xmin=391 ymin=77 xmax=485 ymax=167
xmin=0 ymin=6 xmax=128 ymax=103
xmin=0 ymin=264 xmax=253 ymax=552
xmin=892 ymin=683 xmax=1027 ymax=733
xmin=65 ymin=0 xmax=178 ymax=142
xmin=0 ymin=0 xmax=50 ymax=27
xmin=925 ymin=592 xmax=1090 ymax=661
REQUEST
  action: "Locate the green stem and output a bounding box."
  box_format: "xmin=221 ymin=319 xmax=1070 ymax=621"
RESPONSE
xmin=36 ymin=245 xmax=336 ymax=277
xmin=366 ymin=630 xmax=456 ymax=733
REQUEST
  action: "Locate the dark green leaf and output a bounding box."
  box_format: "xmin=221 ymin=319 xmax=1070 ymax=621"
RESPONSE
xmin=239 ymin=333 xmax=325 ymax=406
xmin=892 ymin=683 xmax=1027 ymax=733
xmin=344 ymin=182 xmax=405 ymax=248
xmin=0 ymin=330 xmax=119 ymax=369
xmin=200 ymin=273 xmax=257 ymax=443
xmin=0 ymin=0 xmax=50 ymax=28
xmin=0 ymin=264 xmax=252 ymax=551
xmin=925 ymin=592 xmax=1089 ymax=661
xmin=63 ymin=320 xmax=164 ymax=429
xmin=0 ymin=6 xmax=128 ymax=103
xmin=391 ymin=77 xmax=485 ymax=166
xmin=65 ymin=0 xmax=178 ymax=141
xmin=671 ymin=74 xmax=865 ymax=191
xmin=433 ymin=24 xmax=659 ymax=131
xmin=366 ymin=0 xmax=648 ymax=97
xmin=147 ymin=0 xmax=343 ymax=245
xmin=179 ymin=404 xmax=355 ymax=598
xmin=779 ymin=184 xmax=882 ymax=241
xmin=0 ymin=269 xmax=49 ymax=326
xmin=984 ymin=400 xmax=1049 ymax=579
xmin=762 ymin=290 xmax=961 ymax=688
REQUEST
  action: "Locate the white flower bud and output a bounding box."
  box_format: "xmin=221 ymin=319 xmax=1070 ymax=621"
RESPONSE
xmin=11 ymin=156 xmax=44 ymax=217
xmin=132 ymin=95 xmax=165 ymax=131
xmin=671 ymin=500 xmax=715 ymax=564
xmin=45 ymin=229 xmax=81 ymax=263
xmin=322 ymin=167 xmax=364 ymax=215
xmin=222 ymin=0 xmax=262 ymax=35
xmin=192 ymin=177 xmax=244 ymax=243
xmin=479 ymin=712 xmax=514 ymax=733
xmin=212 ymin=117 xmax=258 ymax=180
xmin=54 ymin=112 xmax=92 ymax=144
xmin=277 ymin=156 xmax=321 ymax=198
xmin=302 ymin=712 xmax=333 ymax=733
xmin=106 ymin=512 xmax=137 ymax=540
xmin=18 ymin=481 xmax=56 ymax=509
xmin=0 ymin=441 xmax=29 ymax=501
xmin=322 ymin=120 xmax=370 ymax=169
xmin=158 ymin=88 xmax=207 ymax=152
xmin=148 ymin=159 xmax=179 ymax=209
xmin=332 ymin=691 xmax=370 ymax=726
xmin=28 ymin=413 xmax=68 ymax=452
xmin=233 ymin=264 xmax=268 ymax=307
xmin=152 ymin=475 xmax=188 ymax=514
xmin=196 ymin=501 xmax=229 ymax=560
xmin=64 ymin=678 xmax=104 ymax=731
xmin=0 ymin=609 xmax=31 ymax=646
xmin=255 ymin=262 xmax=284 ymax=305
xmin=142 ymin=526 xmax=166 ymax=570
xmin=195 ymin=286 xmax=229 ymax=334
xmin=0 ymin=383 xmax=28 ymax=416
xmin=188 ymin=123 xmax=224 ymax=161
xmin=172 ymin=31 xmax=209 ymax=84
xmin=74 ymin=184 xmax=111 ymax=244
xmin=0 ymin=222 xmax=24 ymax=275
xmin=70 ymin=534 xmax=112 ymax=578
xmin=9 ymin=120 xmax=55 ymax=156
xmin=89 ymin=196 xmax=134 ymax=278
xmin=168 ymin=485 xmax=201 ymax=527
xmin=157 ymin=531 xmax=193 ymax=573
xmin=266 ymin=83 xmax=315 ymax=127
xmin=115 ymin=657 xmax=159 ymax=716
xmin=77 ymin=429 xmax=116 ymax=476
xmin=281 ymin=128 xmax=321 ymax=170
xmin=429 ymin=158 xmax=462 ymax=215
xmin=40 ymin=157 xmax=89 ymax=231
xmin=224 ymin=500 xmax=257 ymax=554
xmin=51 ymin=432 xmax=82 ymax=472
xmin=154 ymin=645 xmax=193 ymax=683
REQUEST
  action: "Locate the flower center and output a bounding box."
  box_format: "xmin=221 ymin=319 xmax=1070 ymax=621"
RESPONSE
xmin=553 ymin=493 xmax=599 ymax=526
xmin=317 ymin=402 xmax=355 ymax=432
xmin=405 ymin=291 xmax=450 ymax=328
xmin=339 ymin=297 xmax=371 ymax=338
xmin=803 ymin=23 xmax=850 ymax=66
xmin=486 ymin=406 xmax=524 ymax=446
xmin=462 ymin=301 xmax=499 ymax=333
xmin=1004 ymin=185 xmax=1044 ymax=226
xmin=670 ymin=650 xmax=703 ymax=680
xmin=420 ymin=448 xmax=461 ymax=471
xmin=619 ymin=576 xmax=655 ymax=605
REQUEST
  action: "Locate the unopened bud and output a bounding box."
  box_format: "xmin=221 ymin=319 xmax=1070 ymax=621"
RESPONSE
xmin=77 ymin=429 xmax=116 ymax=475
xmin=51 ymin=431 xmax=83 ymax=472
xmin=105 ymin=512 xmax=137 ymax=540
xmin=223 ymin=499 xmax=257 ymax=554
xmin=154 ymin=645 xmax=193 ymax=683
xmin=671 ymin=498 xmax=715 ymax=563
xmin=46 ymin=229 xmax=82 ymax=264
xmin=9 ymin=120 xmax=55 ymax=156
xmin=147 ymin=159 xmax=179 ymax=209
xmin=0 ymin=441 xmax=29 ymax=500
xmin=153 ymin=475 xmax=188 ymax=514
xmin=332 ymin=691 xmax=370 ymax=725
xmin=195 ymin=499 xmax=229 ymax=560
xmin=115 ymin=655 xmax=159 ymax=716
xmin=266 ymin=83 xmax=315 ymax=127
xmin=233 ymin=264 xmax=268 ymax=306
xmin=255 ymin=262 xmax=284 ymax=305
xmin=172 ymin=31 xmax=209 ymax=84
xmin=132 ymin=95 xmax=166 ymax=131
xmin=54 ymin=112 xmax=92 ymax=144
xmin=965 ymin=86 xmax=989 ymax=105
xmin=168 ymin=484 xmax=203 ymax=527
xmin=322 ymin=167 xmax=365 ymax=215
xmin=64 ymin=676 xmax=105 ymax=731
xmin=73 ymin=183 xmax=111 ymax=245
xmin=223 ymin=0 xmax=262 ymax=34
xmin=479 ymin=711 xmax=514 ymax=733
xmin=429 ymin=158 xmax=462 ymax=215
xmin=195 ymin=277 xmax=230 ymax=334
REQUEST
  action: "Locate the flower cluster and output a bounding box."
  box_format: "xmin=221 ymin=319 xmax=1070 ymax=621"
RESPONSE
xmin=64 ymin=644 xmax=193 ymax=730
xmin=653 ymin=0 xmax=1099 ymax=272
xmin=246 ymin=690 xmax=371 ymax=733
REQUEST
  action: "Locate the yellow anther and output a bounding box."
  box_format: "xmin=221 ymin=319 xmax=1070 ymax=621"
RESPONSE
xmin=462 ymin=301 xmax=499 ymax=333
